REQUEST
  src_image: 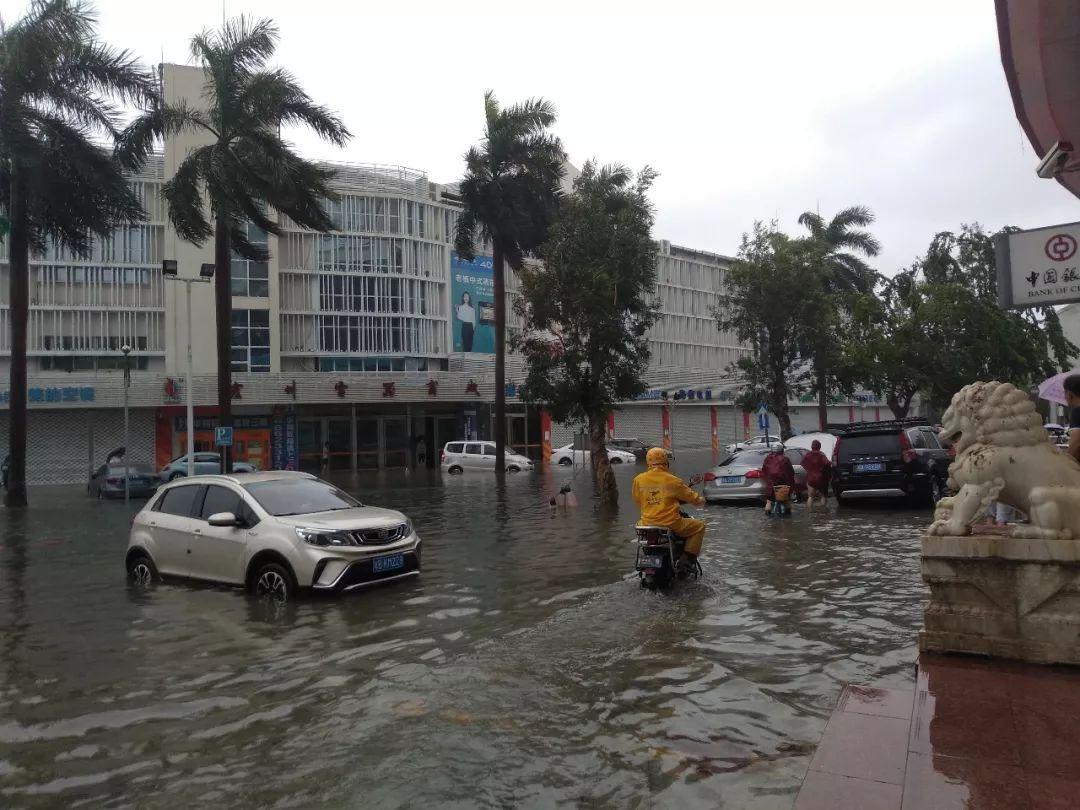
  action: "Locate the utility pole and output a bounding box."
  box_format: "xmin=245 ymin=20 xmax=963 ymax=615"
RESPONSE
xmin=163 ymin=261 xmax=214 ymax=477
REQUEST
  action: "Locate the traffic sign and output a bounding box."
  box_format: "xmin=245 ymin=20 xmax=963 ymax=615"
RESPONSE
xmin=215 ymin=426 xmax=234 ymax=447
xmin=757 ymin=408 xmax=769 ymax=432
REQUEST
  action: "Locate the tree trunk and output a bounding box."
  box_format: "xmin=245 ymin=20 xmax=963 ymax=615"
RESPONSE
xmin=816 ymin=359 xmax=828 ymax=431
xmin=493 ymin=241 xmax=506 ymax=475
xmin=589 ymin=412 xmax=616 ymax=504
xmin=214 ymin=216 xmax=233 ymax=474
xmin=4 ymin=162 xmax=29 ymax=507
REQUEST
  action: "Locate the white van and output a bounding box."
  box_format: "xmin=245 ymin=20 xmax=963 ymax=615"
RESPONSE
xmin=441 ymin=441 xmax=534 ymax=474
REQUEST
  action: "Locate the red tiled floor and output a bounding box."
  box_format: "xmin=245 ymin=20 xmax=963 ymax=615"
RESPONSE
xmin=838 ymin=685 xmax=915 ymax=720
xmin=1025 ymin=772 xmax=1080 ymax=810
xmin=900 ymin=752 xmax=1031 ymax=810
xmin=808 ymin=711 xmax=910 ymax=785
xmin=1013 ymin=709 xmax=1080 ymax=780
xmin=916 ymin=655 xmax=1013 ymax=701
xmin=797 ymin=657 xmax=1080 ymax=809
xmin=1006 ymin=669 xmax=1080 ymax=721
xmin=908 ymin=691 xmax=1020 ymax=765
xmin=795 ymin=770 xmax=901 ymax=810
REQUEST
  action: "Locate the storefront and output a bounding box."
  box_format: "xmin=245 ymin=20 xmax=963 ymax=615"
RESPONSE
xmin=154 ymin=408 xmax=272 ymax=471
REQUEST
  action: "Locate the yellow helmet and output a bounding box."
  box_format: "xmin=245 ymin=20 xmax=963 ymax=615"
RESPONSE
xmin=646 ymin=447 xmax=669 ymax=468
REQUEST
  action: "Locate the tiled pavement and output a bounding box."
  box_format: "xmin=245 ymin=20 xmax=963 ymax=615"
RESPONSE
xmin=795 ymin=653 xmax=1080 ymax=809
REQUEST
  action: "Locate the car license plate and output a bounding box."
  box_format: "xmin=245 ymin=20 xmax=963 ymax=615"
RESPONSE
xmin=373 ymin=554 xmax=405 ymax=573
xmin=854 ymin=462 xmax=885 ymax=473
xmin=638 ymin=555 xmax=664 ymax=569
xmin=720 ymin=476 xmax=742 ymax=484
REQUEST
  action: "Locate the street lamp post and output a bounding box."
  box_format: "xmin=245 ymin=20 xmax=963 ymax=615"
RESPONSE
xmin=162 ymin=261 xmax=214 ymax=478
xmin=121 ymin=344 xmax=131 ymax=505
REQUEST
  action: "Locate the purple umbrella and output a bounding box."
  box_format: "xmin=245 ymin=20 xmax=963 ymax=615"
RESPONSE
xmin=1038 ymin=370 xmax=1080 ymax=406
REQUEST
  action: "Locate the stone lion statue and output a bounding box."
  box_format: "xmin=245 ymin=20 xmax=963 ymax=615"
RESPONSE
xmin=929 ymin=380 xmax=1080 ymax=540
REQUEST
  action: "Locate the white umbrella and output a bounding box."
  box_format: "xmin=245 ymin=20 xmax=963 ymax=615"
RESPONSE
xmin=1038 ymin=369 xmax=1080 ymax=406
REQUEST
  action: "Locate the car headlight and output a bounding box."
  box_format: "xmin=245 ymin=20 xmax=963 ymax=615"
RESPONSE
xmin=402 ymin=518 xmax=414 ymax=536
xmin=295 ymin=527 xmax=356 ymax=547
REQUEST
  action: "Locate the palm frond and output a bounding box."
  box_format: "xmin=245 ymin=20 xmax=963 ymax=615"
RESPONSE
xmin=237 ymin=68 xmax=349 ymax=146
xmin=53 ymin=41 xmax=157 ymax=107
xmin=114 ymin=101 xmax=211 ymax=170
xmin=219 ymin=16 xmax=278 ymax=74
xmin=797 ymin=211 xmax=825 ymax=238
xmin=163 ymin=148 xmax=213 ymax=244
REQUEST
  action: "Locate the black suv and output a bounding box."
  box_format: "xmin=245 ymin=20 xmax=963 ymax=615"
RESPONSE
xmin=829 ymin=419 xmax=952 ymax=507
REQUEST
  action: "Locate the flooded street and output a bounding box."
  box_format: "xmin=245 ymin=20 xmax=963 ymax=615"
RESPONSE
xmin=0 ymin=452 xmax=927 ymax=808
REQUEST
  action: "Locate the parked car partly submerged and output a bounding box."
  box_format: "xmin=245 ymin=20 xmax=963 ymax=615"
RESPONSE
xmin=607 ymin=438 xmax=673 ymax=462
xmin=159 ymin=452 xmax=256 ymax=481
xmin=440 ymin=441 xmax=534 ymax=473
xmin=88 ymin=463 xmax=161 ymax=499
xmin=703 ymin=447 xmax=809 ymax=503
xmin=126 ymin=471 xmax=420 ymax=601
xmin=550 ymin=444 xmax=636 ymax=466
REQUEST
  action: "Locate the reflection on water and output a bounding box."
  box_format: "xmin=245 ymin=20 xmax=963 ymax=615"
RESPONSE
xmin=0 ymin=452 xmax=925 ymax=808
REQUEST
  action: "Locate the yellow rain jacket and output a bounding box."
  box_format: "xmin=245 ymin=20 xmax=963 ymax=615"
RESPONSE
xmin=631 ymin=466 xmax=706 ymax=526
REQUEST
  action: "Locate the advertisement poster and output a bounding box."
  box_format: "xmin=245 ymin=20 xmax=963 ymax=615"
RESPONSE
xmin=451 ymin=251 xmax=496 ymax=353
xmin=271 ymin=407 xmax=299 ymax=470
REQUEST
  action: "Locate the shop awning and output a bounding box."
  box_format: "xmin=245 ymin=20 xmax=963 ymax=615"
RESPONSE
xmin=997 ymin=0 xmax=1080 ymax=198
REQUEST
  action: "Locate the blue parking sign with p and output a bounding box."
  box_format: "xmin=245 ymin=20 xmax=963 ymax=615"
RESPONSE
xmin=215 ymin=426 xmax=234 ymax=447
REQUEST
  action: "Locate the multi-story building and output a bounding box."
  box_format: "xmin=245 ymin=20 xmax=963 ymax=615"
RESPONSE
xmin=0 ymin=64 xmax=875 ymax=484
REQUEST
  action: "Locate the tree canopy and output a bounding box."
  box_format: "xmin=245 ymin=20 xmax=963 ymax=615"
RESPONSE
xmin=1 ymin=0 xmax=156 ymax=506
xmin=516 ymin=161 xmax=657 ymax=500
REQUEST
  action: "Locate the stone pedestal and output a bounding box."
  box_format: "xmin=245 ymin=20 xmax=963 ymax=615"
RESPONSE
xmin=920 ymin=534 xmax=1080 ymax=665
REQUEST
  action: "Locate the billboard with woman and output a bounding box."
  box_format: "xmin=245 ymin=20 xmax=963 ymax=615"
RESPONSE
xmin=451 ymin=251 xmax=496 ymax=353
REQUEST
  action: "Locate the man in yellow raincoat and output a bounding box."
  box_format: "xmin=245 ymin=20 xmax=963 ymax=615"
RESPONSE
xmin=631 ymin=447 xmax=707 ymax=567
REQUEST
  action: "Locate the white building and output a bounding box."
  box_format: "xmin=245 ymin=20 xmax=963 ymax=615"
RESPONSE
xmin=0 ymin=64 xmax=872 ymax=484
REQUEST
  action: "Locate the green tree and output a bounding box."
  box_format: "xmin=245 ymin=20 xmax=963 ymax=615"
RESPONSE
xmin=854 ymin=225 xmax=1077 ymax=416
xmin=118 ymin=16 xmax=349 ymax=471
xmin=849 ymin=271 xmax=929 ymax=418
xmin=515 ymin=162 xmax=658 ymax=502
xmin=716 ymin=224 xmax=825 ymax=438
xmin=797 ymin=205 xmax=881 ymax=429
xmin=454 ymin=92 xmax=565 ymax=473
xmin=1 ymin=0 xmax=155 ymax=506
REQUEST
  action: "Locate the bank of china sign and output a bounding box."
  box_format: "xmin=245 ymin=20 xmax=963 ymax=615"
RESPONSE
xmin=996 ymin=221 xmax=1080 ymax=309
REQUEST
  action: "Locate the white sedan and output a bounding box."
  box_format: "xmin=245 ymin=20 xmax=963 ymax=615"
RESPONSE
xmin=551 ymin=444 xmax=637 ymax=466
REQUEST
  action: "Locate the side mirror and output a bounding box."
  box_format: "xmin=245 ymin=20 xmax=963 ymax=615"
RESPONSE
xmin=208 ymin=511 xmax=238 ymax=527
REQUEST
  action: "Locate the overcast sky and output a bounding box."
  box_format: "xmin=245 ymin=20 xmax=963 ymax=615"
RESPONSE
xmin=4 ymin=0 xmax=1079 ymax=272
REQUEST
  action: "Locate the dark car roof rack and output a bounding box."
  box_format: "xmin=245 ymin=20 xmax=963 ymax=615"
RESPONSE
xmin=827 ymin=417 xmax=930 ymax=436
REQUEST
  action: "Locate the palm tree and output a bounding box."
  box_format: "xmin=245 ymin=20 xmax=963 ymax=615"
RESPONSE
xmin=797 ymin=205 xmax=881 ymax=430
xmin=118 ymin=16 xmax=349 ymax=471
xmin=1 ymin=0 xmax=156 ymax=507
xmin=454 ymin=92 xmax=565 ymax=472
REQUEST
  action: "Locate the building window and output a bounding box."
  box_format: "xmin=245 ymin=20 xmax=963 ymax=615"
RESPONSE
xmin=231 ymin=222 xmax=269 ymax=297
xmin=231 ymin=309 xmax=271 ymax=372
xmin=231 ymin=259 xmax=269 ymax=297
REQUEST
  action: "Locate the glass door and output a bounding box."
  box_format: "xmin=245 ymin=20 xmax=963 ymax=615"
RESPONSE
xmin=383 ymin=416 xmax=408 ymax=468
xmin=327 ymin=418 xmax=352 ymax=471
xmin=298 ymin=419 xmax=322 ymax=472
xmin=356 ymin=418 xmax=379 ymax=469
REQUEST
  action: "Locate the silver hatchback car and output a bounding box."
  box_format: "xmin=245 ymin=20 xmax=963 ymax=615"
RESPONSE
xmin=126 ymin=471 xmax=420 ymax=601
xmin=703 ymin=448 xmax=809 ymax=504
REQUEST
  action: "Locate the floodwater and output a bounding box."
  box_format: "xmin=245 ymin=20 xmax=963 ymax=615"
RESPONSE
xmin=0 ymin=452 xmax=927 ymax=809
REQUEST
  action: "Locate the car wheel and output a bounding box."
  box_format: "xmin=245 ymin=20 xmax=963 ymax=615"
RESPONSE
xmin=507 ymin=465 xmax=520 ymax=473
xmin=127 ymin=551 xmax=159 ymax=584
xmin=447 ymin=465 xmax=464 ymax=475
xmin=610 ymin=457 xmax=623 ymax=465
xmin=168 ymin=471 xmax=185 ymax=481
xmin=252 ymin=562 xmax=296 ymax=603
xmin=558 ymin=457 xmax=573 ymax=466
